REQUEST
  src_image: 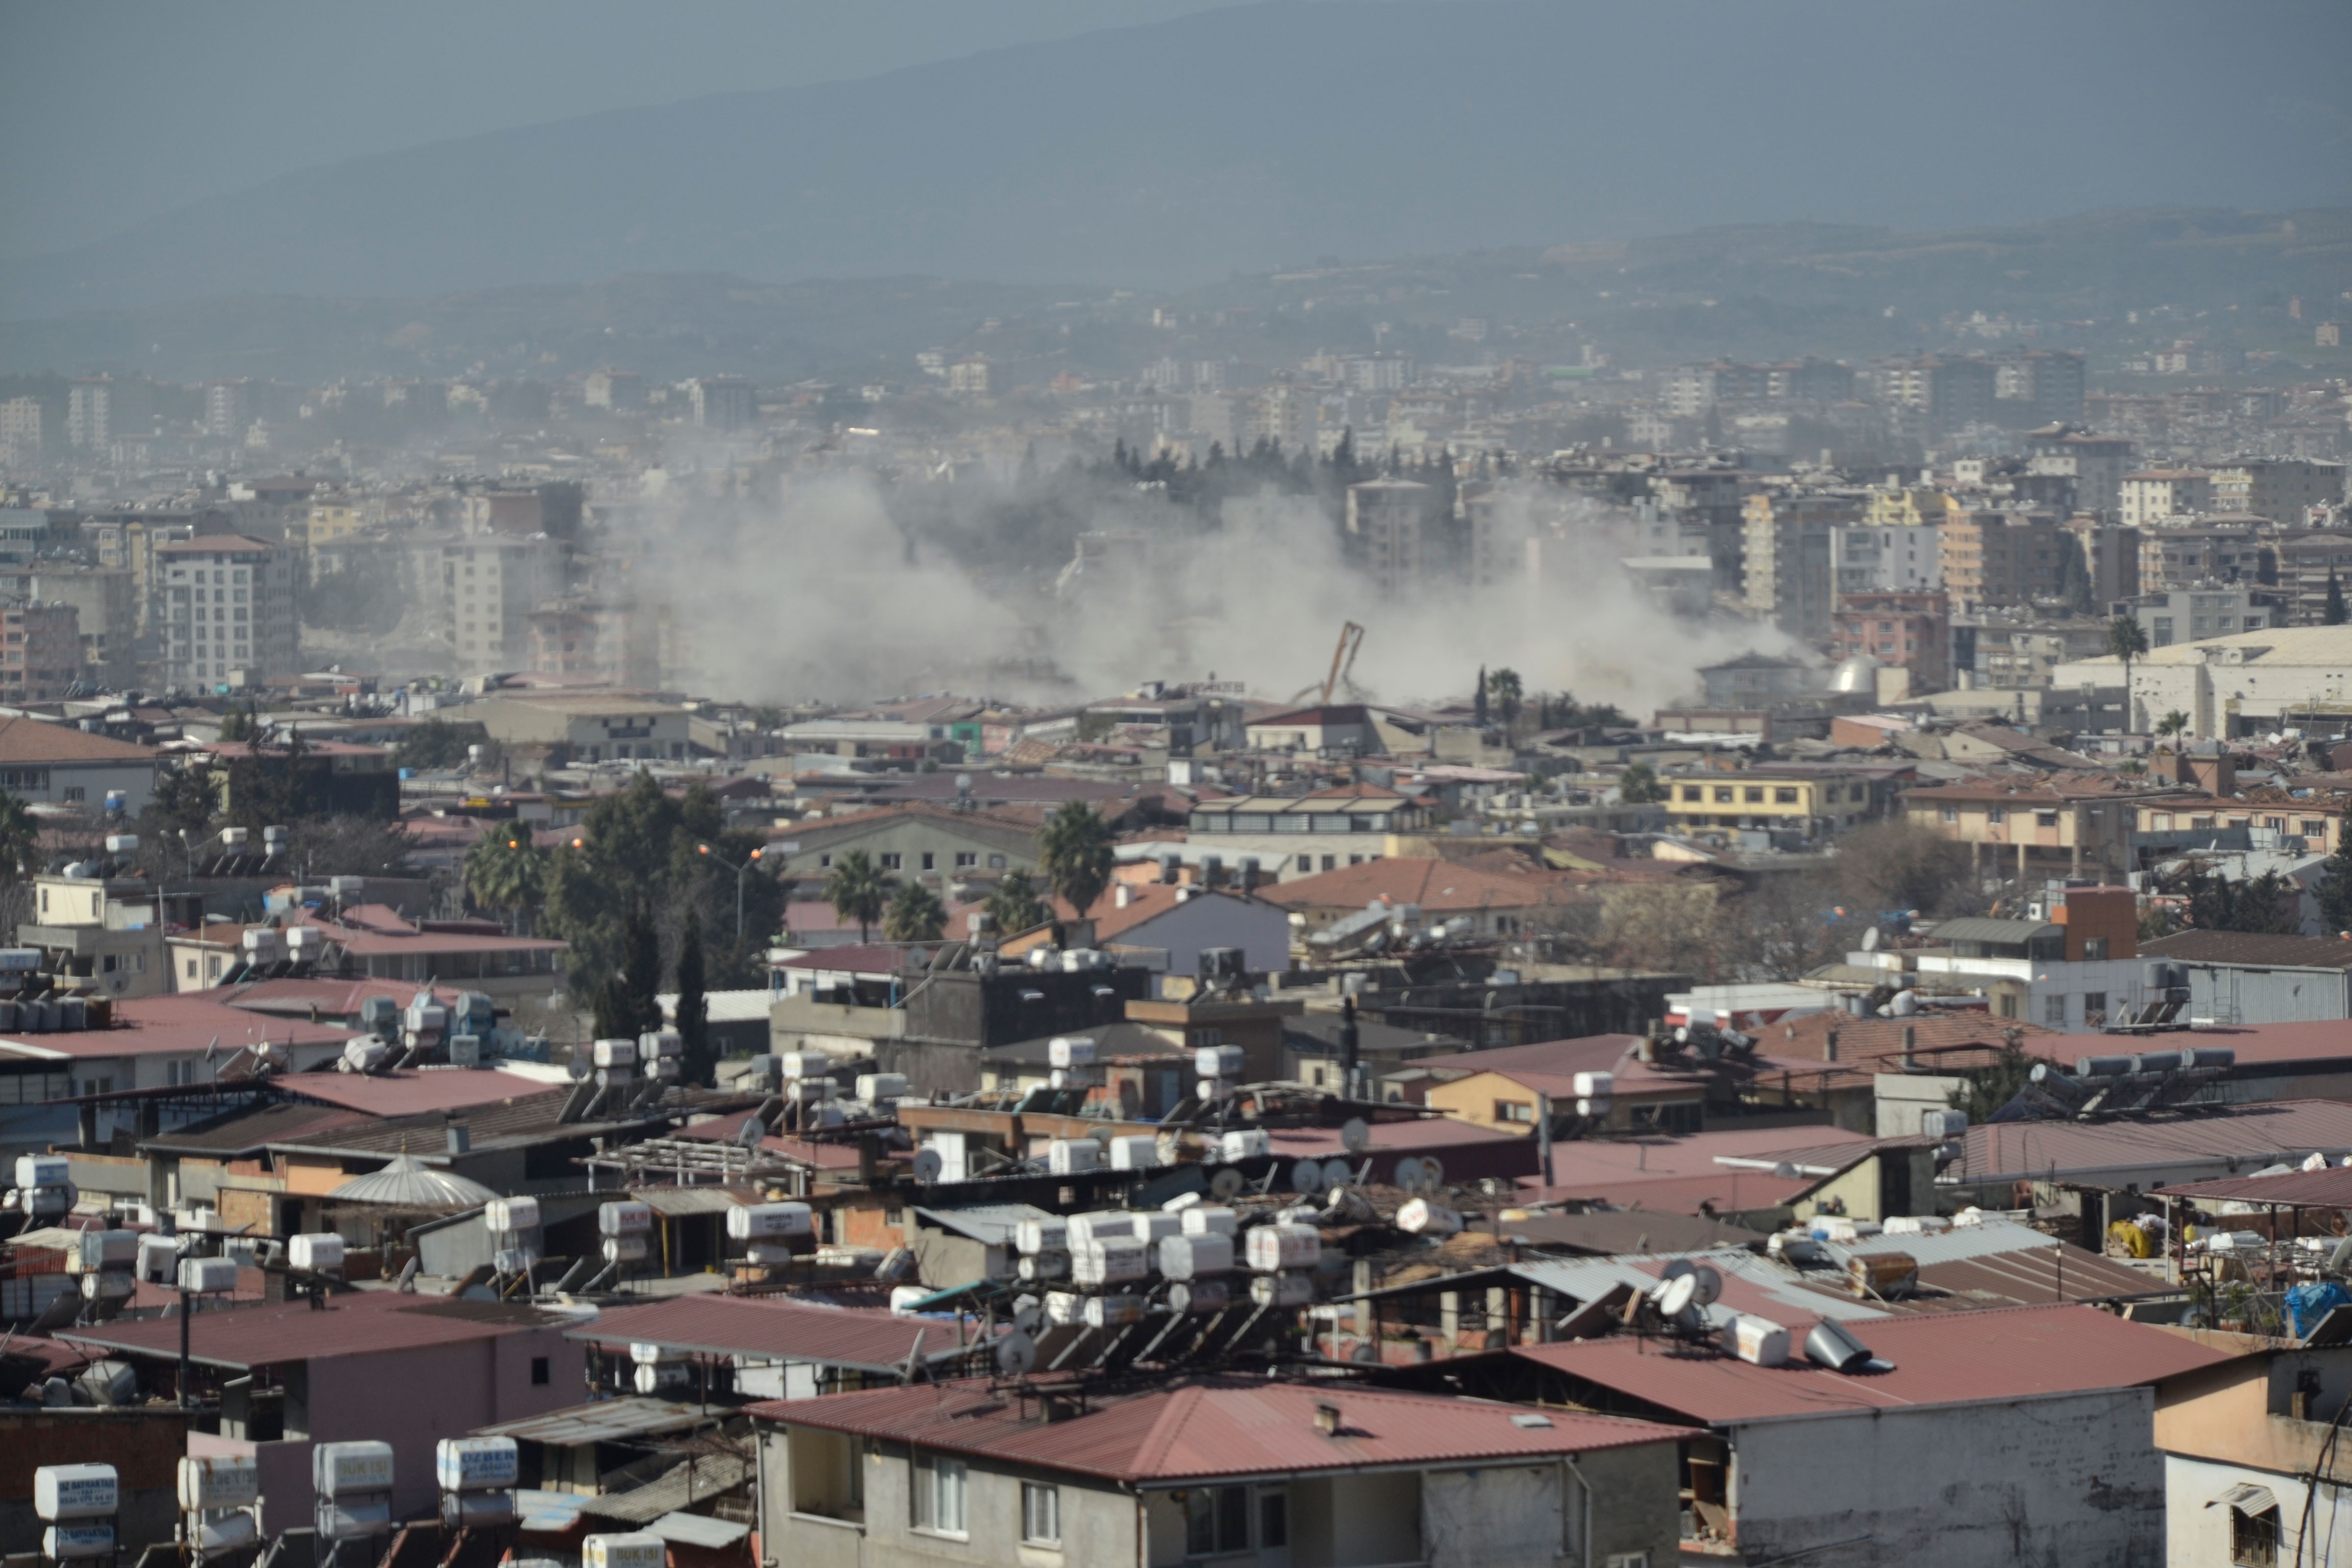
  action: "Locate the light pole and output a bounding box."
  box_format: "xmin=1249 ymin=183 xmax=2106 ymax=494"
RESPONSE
xmin=696 ymin=844 xmax=762 ymax=941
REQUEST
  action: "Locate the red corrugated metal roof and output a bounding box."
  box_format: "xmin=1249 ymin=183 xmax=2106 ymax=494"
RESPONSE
xmin=751 ymin=1375 xmax=1684 ymax=1481
xmin=2157 ymin=1164 xmax=2352 ymax=1206
xmin=1961 ymin=1100 xmax=2352 ymax=1185
xmin=275 ymin=1068 xmax=559 ymax=1117
xmin=581 ymin=1295 xmax=984 ymax=1373
xmin=0 ymin=994 xmax=354 ymax=1060
xmin=58 ymin=1289 xmax=570 ymax=1369
xmin=1510 ymin=1304 xmax=2230 ymax=1425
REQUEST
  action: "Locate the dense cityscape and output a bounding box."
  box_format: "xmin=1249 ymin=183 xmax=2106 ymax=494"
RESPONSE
xmin=3 ymin=5 xmax=2352 ymax=1567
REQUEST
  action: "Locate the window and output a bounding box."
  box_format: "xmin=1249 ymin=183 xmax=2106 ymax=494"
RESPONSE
xmin=1495 ymin=1099 xmax=1533 ymax=1123
xmin=1743 ymin=786 xmax=1763 ymax=803
xmin=1681 ymin=786 xmax=1703 ymax=802
xmin=2036 ymin=811 xmax=2060 ymax=829
xmin=955 ymin=851 xmax=976 ymax=868
xmin=1297 ymin=853 xmax=1315 ymax=871
xmin=1713 ymin=786 xmax=1733 ymax=803
xmin=879 ymin=853 xmax=901 ymax=871
xmin=531 ymin=1357 xmax=550 ymax=1385
xmin=920 ymin=851 xmax=936 ymax=871
xmin=1321 ymin=855 xmax=1336 ymax=871
xmin=1988 ymin=807 xmax=2006 ymax=825
xmin=1774 ymin=787 xmax=1798 ymax=804
xmin=2084 ymin=938 xmax=2109 ymax=962
xmin=1021 ymin=1482 xmax=1060 ymax=1545
xmin=913 ymin=1453 xmax=966 ymax=1535
xmin=2084 ymin=992 xmax=2108 ymax=1025
xmin=1941 ymin=805 xmax=1957 ymax=823
xmin=2045 ymin=993 xmax=2068 ymax=1026
xmin=1187 ymin=1486 xmax=1250 ymax=1556
xmin=988 ymin=853 xmax=1007 ymax=869
xmin=2306 ymin=821 xmax=2328 ymax=838
xmin=1259 ymin=1490 xmax=1287 ymax=1549
xmin=2231 ymin=1497 xmax=2281 ymax=1567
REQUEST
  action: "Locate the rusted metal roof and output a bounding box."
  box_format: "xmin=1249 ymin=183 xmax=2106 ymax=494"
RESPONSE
xmin=476 ymin=1396 xmax=723 ymax=1447
xmin=2158 ymin=1164 xmax=2352 ymax=1206
xmin=580 ymin=1294 xmax=989 ymax=1375
xmin=57 ymin=1288 xmax=572 ymax=1369
xmin=1508 ymin=1303 xmax=2230 ymax=1426
xmin=750 ymin=1375 xmax=1685 ymax=1482
xmin=1959 ymin=1100 xmax=2352 ymax=1186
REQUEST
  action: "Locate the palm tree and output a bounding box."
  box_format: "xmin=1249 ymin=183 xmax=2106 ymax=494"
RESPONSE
xmin=825 ymin=849 xmax=887 ymax=944
xmin=464 ymin=831 xmax=547 ymax=932
xmin=1037 ymin=801 xmax=1115 ymax=920
xmin=883 ymin=879 xmax=947 ymax=942
xmin=986 ymin=869 xmax=1049 ymax=935
xmin=2107 ymin=614 xmax=2149 ymax=730
xmin=2155 ymin=710 xmax=2191 ymax=750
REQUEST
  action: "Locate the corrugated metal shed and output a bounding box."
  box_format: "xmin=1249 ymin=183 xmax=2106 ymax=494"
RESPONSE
xmin=749 ymin=1375 xmax=1685 ymax=1482
xmin=476 ymin=1397 xmax=722 ymax=1447
xmin=574 ymin=1454 xmax=751 ymax=1523
xmin=915 ymin=1203 xmax=1059 ymax=1244
xmin=1509 ymin=1303 xmax=2231 ymax=1425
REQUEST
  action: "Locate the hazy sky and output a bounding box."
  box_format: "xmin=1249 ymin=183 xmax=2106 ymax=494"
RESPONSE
xmin=0 ymin=0 xmax=1262 ymax=257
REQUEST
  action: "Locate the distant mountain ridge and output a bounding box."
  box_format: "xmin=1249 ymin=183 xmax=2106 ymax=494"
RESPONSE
xmin=5 ymin=207 xmax=2345 ymax=385
xmin=2 ymin=0 xmax=2346 ymax=320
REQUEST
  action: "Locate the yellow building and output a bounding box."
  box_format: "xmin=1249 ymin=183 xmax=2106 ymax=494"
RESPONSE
xmin=1660 ymin=769 xmax=1883 ymax=835
xmin=1863 ymin=486 xmax=1964 ymax=528
xmin=306 ymin=498 xmax=366 ymax=548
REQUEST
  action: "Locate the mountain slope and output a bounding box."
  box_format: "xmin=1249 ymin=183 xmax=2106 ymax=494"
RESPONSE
xmin=4 ymin=0 xmax=2347 ymax=318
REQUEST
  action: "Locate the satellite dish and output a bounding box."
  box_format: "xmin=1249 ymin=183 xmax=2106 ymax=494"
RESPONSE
xmin=912 ymin=1148 xmax=944 ymax=1184
xmin=1660 ymin=1259 xmax=1695 ymax=1282
xmin=567 ymin=1053 xmax=592 ymax=1082
xmin=1392 ymin=1157 xmax=1427 ymax=1193
xmin=1340 ymin=1118 xmax=1370 ymax=1154
xmin=1655 ymin=1273 xmax=1699 ymax=1318
xmin=1013 ymin=1299 xmax=1044 ymax=1336
xmin=1291 ymin=1160 xmax=1325 ymax=1195
xmin=1419 ymin=1156 xmax=1445 ymax=1191
xmin=736 ymin=1117 xmax=768 ymax=1149
xmin=1321 ymin=1157 xmax=1353 ymax=1191
xmin=996 ymin=1331 xmax=1038 ymax=1376
xmin=1210 ymin=1168 xmax=1246 ymax=1201
xmin=1166 ymin=1282 xmax=1195 ymax=1315
xmin=1689 ymin=1264 xmax=1723 ymax=1308
xmin=1861 ymin=926 xmax=1881 ymax=951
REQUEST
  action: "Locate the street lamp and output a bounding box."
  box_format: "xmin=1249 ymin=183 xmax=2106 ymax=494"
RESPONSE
xmin=696 ymin=843 xmax=763 ymax=941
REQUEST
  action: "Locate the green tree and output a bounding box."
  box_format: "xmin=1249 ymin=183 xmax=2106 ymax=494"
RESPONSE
xmin=986 ymin=870 xmax=1049 ymax=936
xmin=883 ymin=879 xmax=947 ymax=942
xmin=1618 ymin=762 xmax=1663 ymax=804
xmin=1486 ymin=667 xmax=1524 ymax=729
xmin=0 ymin=791 xmax=37 ymax=878
xmin=394 ymin=718 xmax=489 ymax=772
xmin=1037 ymin=801 xmax=1115 ymax=920
xmin=2330 ymin=568 xmax=2348 ymax=627
xmin=465 ymin=830 xmax=548 ymax=931
xmin=2315 ymin=838 xmax=2352 ymax=935
xmin=1947 ymin=1039 xmax=2041 ymax=1123
xmin=147 ymin=766 xmax=219 ymax=838
xmin=825 ymin=849 xmax=888 ymax=943
xmin=595 ymin=897 xmax=663 ymax=1042
xmin=2108 ymin=614 xmax=2149 ymax=728
xmin=674 ymin=907 xmax=710 ymax=1087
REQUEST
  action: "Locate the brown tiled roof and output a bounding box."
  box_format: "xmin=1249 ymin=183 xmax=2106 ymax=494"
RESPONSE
xmin=1257 ymin=857 xmax=1579 ymax=913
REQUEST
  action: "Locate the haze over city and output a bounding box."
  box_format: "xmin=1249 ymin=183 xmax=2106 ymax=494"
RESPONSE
xmin=3 ymin=6 xmax=2352 ymax=1567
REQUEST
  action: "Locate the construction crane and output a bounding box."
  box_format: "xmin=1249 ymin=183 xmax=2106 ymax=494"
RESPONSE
xmin=1292 ymin=622 xmax=1366 ymax=706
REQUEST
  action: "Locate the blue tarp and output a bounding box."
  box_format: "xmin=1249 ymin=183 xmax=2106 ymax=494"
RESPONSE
xmin=2286 ymin=1281 xmax=2349 ymax=1338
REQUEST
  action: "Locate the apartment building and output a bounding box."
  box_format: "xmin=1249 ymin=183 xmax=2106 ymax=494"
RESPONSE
xmin=691 ymin=375 xmax=755 ymax=428
xmin=0 ymin=602 xmax=82 ymax=702
xmin=582 ymin=368 xmax=645 ymax=410
xmin=1831 ymin=521 xmax=1942 ymax=593
xmin=2065 ymin=516 xmax=2142 ymax=605
xmin=1939 ymin=510 xmax=2068 ymax=610
xmin=156 ymin=534 xmax=298 ymax=689
xmin=2138 ymin=525 xmax=2274 ymax=593
xmin=2275 ymin=532 xmax=2352 ymax=625
xmin=1661 ymin=765 xmax=1895 ymax=838
xmin=66 ymin=377 xmax=111 ymax=450
xmin=1906 ymin=775 xmax=2170 ymax=880
xmin=2119 ymin=469 xmax=2214 ymax=528
xmin=2025 ymin=429 xmax=2135 ymax=516
xmin=1742 ymin=491 xmax=1857 ymax=638
xmin=0 ymin=397 xmax=40 ymax=463
xmin=1345 ymin=478 xmax=1449 ymax=600
xmin=1831 ymin=591 xmax=1950 ymax=690
xmin=441 ymin=535 xmax=557 ymax=675
xmin=2119 ymin=586 xmax=2283 ymax=648
xmin=2210 ymin=458 xmax=2346 ymax=525
xmin=30 ymin=567 xmax=135 ymax=689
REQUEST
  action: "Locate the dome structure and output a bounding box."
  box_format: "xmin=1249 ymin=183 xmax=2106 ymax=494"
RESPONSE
xmin=327 ymin=1153 xmax=499 ymax=1209
xmin=1828 ymin=653 xmax=1879 ymax=694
